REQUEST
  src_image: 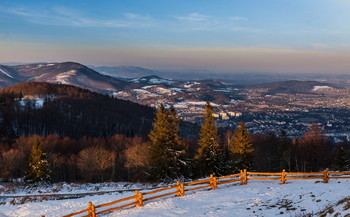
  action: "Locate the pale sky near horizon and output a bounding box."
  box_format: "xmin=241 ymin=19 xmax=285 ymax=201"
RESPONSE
xmin=1 ymin=0 xmax=350 ymax=73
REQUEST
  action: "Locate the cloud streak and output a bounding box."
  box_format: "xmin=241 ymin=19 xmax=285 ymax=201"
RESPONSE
xmin=0 ymin=6 xmax=154 ymax=28
xmin=173 ymin=12 xmax=249 ymax=31
xmin=2 ymin=6 xmax=252 ymax=32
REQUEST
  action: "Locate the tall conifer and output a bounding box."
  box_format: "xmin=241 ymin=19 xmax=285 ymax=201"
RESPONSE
xmin=24 ymin=138 xmax=51 ymax=183
xmin=229 ymin=121 xmax=254 ymax=171
xmin=196 ymin=102 xmax=223 ymax=176
xmin=148 ymin=105 xmax=185 ymax=180
xmin=332 ymin=146 xmax=349 ymax=171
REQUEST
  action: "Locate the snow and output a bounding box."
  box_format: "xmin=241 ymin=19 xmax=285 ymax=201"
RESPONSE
xmin=186 ymin=101 xmax=219 ymax=107
xmin=131 ymin=78 xmax=174 ymax=85
xmin=184 ymin=82 xmax=200 ymax=88
xmin=1 ymin=180 xmax=350 ymax=217
xmin=0 ymin=68 xmax=14 ymax=79
xmin=148 ymin=78 xmax=174 ymax=85
xmin=46 ymin=64 xmax=55 ymax=66
xmin=113 ymin=91 xmax=130 ymax=97
xmin=319 ymin=197 xmax=350 ymax=217
xmin=141 ymin=86 xmax=180 ymax=96
xmin=170 ymin=88 xmax=183 ymax=92
xmin=55 ymin=70 xmax=77 ymax=84
xmin=132 ymin=89 xmax=160 ymax=99
xmin=313 ymin=86 xmax=332 ymax=91
xmin=174 ymin=103 xmax=188 ymax=109
xmin=19 ymin=98 xmax=45 ymax=108
xmin=213 ymin=89 xmax=231 ymax=93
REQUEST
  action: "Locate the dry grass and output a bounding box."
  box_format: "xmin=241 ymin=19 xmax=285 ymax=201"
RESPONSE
xmin=300 ymin=197 xmax=350 ymax=217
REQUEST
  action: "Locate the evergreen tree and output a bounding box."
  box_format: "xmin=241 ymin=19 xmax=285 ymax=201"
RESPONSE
xmin=269 ymin=130 xmax=292 ymax=171
xmin=24 ymin=138 xmax=51 ymax=183
xmin=148 ymin=104 xmax=186 ymax=180
xmin=229 ymin=121 xmax=254 ymax=171
xmin=168 ymin=106 xmax=187 ymax=175
xmin=332 ymin=145 xmax=349 ymax=171
xmin=277 ymin=130 xmax=292 ymax=171
xmin=195 ymin=102 xmax=223 ymax=177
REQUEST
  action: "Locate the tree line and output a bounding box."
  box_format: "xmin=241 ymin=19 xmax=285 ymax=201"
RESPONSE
xmin=0 ymin=82 xmax=155 ymax=139
xmin=144 ymin=102 xmax=350 ymax=181
xmin=0 ymin=101 xmax=349 ymax=183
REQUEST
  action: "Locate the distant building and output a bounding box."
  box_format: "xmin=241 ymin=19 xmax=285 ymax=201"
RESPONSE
xmin=220 ymin=112 xmax=229 ymax=120
xmin=227 ymin=112 xmax=236 ymax=116
xmin=235 ymin=112 xmax=243 ymax=117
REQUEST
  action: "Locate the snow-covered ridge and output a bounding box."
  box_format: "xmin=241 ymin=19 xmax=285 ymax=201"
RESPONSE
xmin=131 ymin=76 xmax=174 ymax=85
xmin=0 ymin=68 xmax=14 ymax=79
xmin=313 ymin=85 xmax=332 ymax=91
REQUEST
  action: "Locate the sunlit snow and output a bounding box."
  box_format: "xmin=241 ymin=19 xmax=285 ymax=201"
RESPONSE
xmin=0 ymin=68 xmax=14 ymax=79
xmin=1 ymin=180 xmax=350 ymax=217
xmin=55 ymin=70 xmax=77 ymax=84
xmin=312 ymin=86 xmax=331 ymax=91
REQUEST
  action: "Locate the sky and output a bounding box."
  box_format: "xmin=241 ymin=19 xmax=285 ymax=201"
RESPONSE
xmin=1 ymin=0 xmax=350 ymax=74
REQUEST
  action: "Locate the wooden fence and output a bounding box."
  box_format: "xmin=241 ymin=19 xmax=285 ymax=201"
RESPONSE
xmin=59 ymin=169 xmax=350 ymax=217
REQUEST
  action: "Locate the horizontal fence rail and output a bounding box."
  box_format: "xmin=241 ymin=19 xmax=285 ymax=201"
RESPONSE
xmin=58 ymin=169 xmax=350 ymax=217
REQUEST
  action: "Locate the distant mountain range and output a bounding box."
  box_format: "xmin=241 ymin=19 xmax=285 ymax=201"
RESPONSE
xmin=90 ymin=65 xmax=350 ymax=86
xmin=0 ymin=62 xmax=127 ymax=93
xmin=0 ymin=62 xmax=344 ymax=109
xmin=250 ymin=80 xmax=339 ymax=95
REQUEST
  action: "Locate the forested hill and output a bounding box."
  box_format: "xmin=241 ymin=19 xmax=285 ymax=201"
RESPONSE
xmin=0 ymin=82 xmax=155 ymax=138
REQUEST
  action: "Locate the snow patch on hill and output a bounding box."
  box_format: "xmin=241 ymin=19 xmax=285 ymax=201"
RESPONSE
xmin=131 ymin=76 xmax=174 ymax=85
xmin=0 ymin=68 xmax=14 ymax=79
xmin=313 ymin=85 xmax=332 ymax=91
xmin=132 ymin=89 xmax=160 ymax=99
xmin=18 ymin=95 xmax=56 ymax=108
xmin=142 ymin=86 xmax=177 ymax=95
xmin=55 ymin=70 xmax=77 ymax=84
xmin=19 ymin=98 xmax=45 ymax=108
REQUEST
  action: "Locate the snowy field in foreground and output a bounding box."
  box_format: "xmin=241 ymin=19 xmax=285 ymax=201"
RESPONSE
xmin=1 ymin=179 xmax=350 ymax=217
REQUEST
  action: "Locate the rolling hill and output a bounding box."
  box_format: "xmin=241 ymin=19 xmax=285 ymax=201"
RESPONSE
xmin=0 ymin=62 xmax=128 ymax=93
xmin=0 ymin=81 xmax=155 ymax=138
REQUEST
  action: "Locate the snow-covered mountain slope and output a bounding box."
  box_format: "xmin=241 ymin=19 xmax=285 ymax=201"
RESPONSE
xmin=0 ymin=65 xmax=21 ymax=87
xmin=0 ymin=68 xmax=14 ymax=79
xmin=1 ymin=179 xmax=349 ymax=217
xmin=0 ymin=62 xmax=128 ymax=93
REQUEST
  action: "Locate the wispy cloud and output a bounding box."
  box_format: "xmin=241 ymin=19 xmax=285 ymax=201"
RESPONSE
xmin=174 ymin=12 xmax=211 ymax=22
xmin=0 ymin=6 xmax=154 ymax=28
xmin=173 ymin=12 xmax=220 ymax=30
xmin=173 ymin=12 xmax=252 ymax=31
xmin=229 ymin=16 xmax=247 ymax=21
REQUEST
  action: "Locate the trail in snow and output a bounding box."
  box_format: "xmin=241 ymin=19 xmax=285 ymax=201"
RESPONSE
xmin=0 ymin=68 xmax=14 ymax=79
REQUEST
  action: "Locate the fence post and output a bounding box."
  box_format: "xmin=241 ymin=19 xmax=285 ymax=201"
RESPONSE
xmin=240 ymin=170 xmax=243 ymax=184
xmin=176 ymin=181 xmax=185 ymax=196
xmin=135 ymin=190 xmax=143 ymax=207
xmin=281 ymin=169 xmax=286 ymax=184
xmin=88 ymin=202 xmax=96 ymax=217
xmin=210 ymin=174 xmax=218 ymax=189
xmin=243 ymin=169 xmax=248 ymax=185
xmin=323 ymin=168 xmax=329 ymax=183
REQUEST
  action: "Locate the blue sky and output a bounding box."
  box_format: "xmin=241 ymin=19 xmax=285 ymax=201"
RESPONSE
xmin=1 ymin=0 xmax=350 ymax=73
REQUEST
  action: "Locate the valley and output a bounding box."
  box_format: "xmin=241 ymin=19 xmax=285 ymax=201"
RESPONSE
xmin=1 ymin=62 xmax=350 ymax=140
